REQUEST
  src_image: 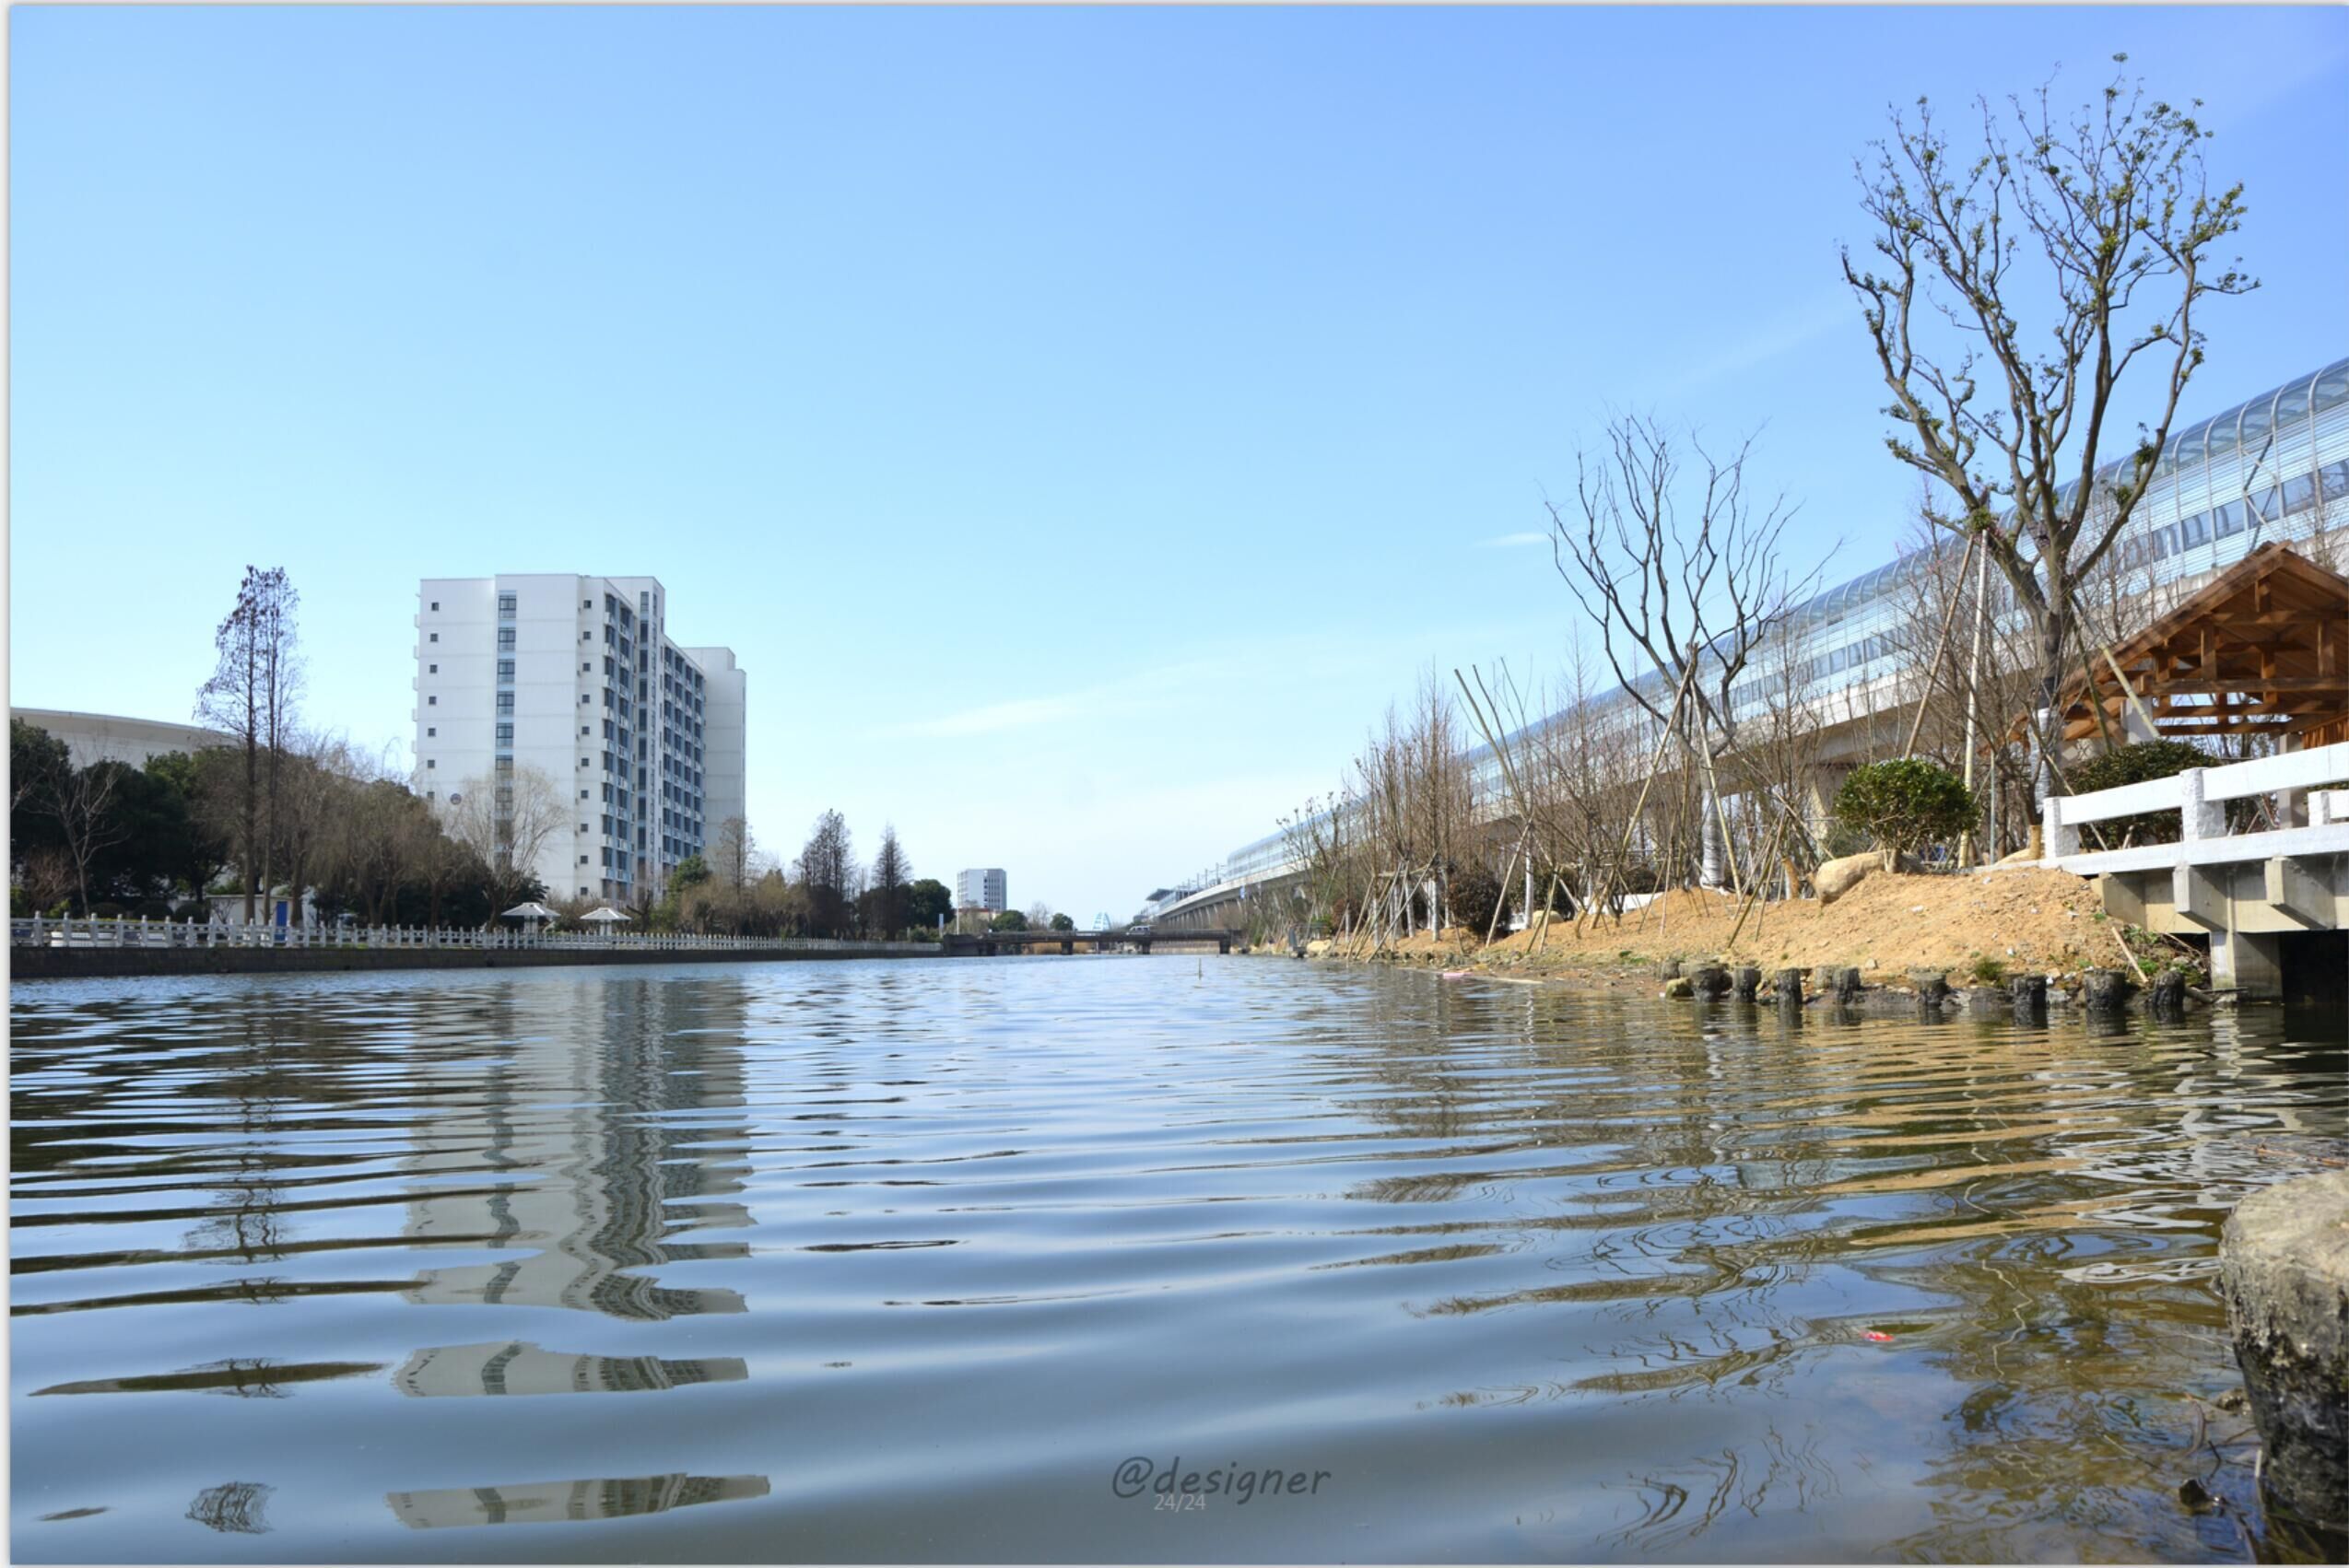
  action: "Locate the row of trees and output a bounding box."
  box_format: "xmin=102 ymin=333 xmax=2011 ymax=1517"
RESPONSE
xmin=10 ymin=718 xmax=525 ymax=927
xmin=1264 ymin=62 xmax=2325 ymax=951
xmin=646 ymin=812 xmax=960 ymax=941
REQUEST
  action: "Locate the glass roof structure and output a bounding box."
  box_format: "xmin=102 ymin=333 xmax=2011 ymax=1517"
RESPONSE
xmin=1150 ymin=356 xmax=2349 ymax=913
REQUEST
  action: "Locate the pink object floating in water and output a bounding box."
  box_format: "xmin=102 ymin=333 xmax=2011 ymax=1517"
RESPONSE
xmin=1441 ymin=970 xmax=1472 ymax=979
xmin=1864 ymin=1330 xmax=1894 ymax=1342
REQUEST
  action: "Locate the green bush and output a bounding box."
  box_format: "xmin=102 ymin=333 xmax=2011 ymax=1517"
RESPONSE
xmin=2063 ymin=741 xmax=2214 ymax=848
xmin=1447 ymin=861 xmax=1509 ymax=939
xmin=1833 ymin=760 xmax=1979 ymax=860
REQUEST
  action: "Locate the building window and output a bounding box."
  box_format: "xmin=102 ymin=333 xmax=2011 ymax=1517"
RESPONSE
xmin=426 ymin=759 xmax=435 ymax=769
xmin=430 ymin=601 xmax=440 ymax=611
xmin=429 ymin=632 xmax=439 ymax=642
xmin=498 ymin=660 xmax=515 ymax=681
xmin=498 ymin=629 xmax=516 ymax=650
xmin=496 ymin=723 xmax=514 ymax=743
xmin=428 ymin=663 xmax=438 ymax=673
xmin=581 ymin=855 xmax=590 ymax=865
xmin=498 ymin=592 xmax=516 ymax=617
xmin=428 ymin=696 xmax=437 ymax=706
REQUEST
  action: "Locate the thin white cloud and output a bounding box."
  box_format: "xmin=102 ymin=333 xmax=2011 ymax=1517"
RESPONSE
xmin=868 ymin=655 xmax=1235 ymax=743
xmin=880 ymin=692 xmax=1097 ymax=739
xmin=1477 ymin=531 xmax=1551 ymax=549
xmin=1641 ymin=292 xmax=1854 ymax=402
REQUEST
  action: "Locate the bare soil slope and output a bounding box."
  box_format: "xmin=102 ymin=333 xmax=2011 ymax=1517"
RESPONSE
xmin=1392 ymin=869 xmax=2117 ymax=983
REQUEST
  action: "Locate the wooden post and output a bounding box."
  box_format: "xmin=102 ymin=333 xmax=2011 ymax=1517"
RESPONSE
xmin=1902 ymin=531 xmax=1978 ymax=762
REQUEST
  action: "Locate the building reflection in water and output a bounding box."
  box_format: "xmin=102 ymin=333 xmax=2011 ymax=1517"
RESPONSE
xmin=185 ymin=1481 xmax=274 ymax=1535
xmin=384 ymin=1473 xmax=769 ymax=1529
xmin=400 ymin=977 xmax=755 ymax=1320
xmin=393 ymin=1341 xmax=747 ymax=1398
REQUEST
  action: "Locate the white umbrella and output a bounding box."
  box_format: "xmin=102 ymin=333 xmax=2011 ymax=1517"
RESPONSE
xmin=581 ymin=907 xmax=631 ymax=925
xmin=500 ymin=901 xmax=560 ymax=923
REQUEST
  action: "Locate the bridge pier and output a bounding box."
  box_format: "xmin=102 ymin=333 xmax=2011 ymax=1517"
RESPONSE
xmin=2212 ymin=927 xmax=2286 ymax=999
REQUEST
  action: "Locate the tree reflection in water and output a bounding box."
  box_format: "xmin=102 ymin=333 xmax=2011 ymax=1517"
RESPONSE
xmin=184 ymin=1480 xmax=273 ymax=1535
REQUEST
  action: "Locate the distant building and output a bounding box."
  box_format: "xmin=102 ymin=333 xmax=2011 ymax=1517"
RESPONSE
xmin=957 ymin=868 xmax=1007 ymax=912
xmin=10 ymin=708 xmax=227 ymax=770
xmin=413 ymin=574 xmax=746 ymax=906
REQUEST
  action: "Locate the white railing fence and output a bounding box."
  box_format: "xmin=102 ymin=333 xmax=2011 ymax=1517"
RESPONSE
xmin=10 ymin=917 xmax=941 ymax=956
xmin=2035 ymin=741 xmax=2349 ymax=874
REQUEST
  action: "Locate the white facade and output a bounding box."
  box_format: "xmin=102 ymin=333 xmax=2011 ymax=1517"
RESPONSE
xmin=683 ymin=646 xmax=748 ymax=842
xmin=957 ymin=868 xmax=1007 ymax=912
xmin=413 ymin=575 xmax=746 ymax=905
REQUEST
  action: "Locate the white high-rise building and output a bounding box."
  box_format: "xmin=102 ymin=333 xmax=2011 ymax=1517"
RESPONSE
xmin=957 ymin=868 xmax=1007 ymax=912
xmin=413 ymin=575 xmax=746 ymax=906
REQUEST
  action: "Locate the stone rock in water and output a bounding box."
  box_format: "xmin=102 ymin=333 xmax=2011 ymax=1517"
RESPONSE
xmin=2220 ymin=1170 xmax=2349 ymax=1532
xmin=1733 ymin=965 xmax=1762 ymax=1001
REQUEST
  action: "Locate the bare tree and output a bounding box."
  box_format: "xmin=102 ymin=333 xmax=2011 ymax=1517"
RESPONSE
xmin=868 ymin=825 xmax=910 ymax=937
xmin=795 ymin=810 xmax=854 ymax=938
xmin=1550 ymin=416 xmax=1814 ymax=889
xmin=441 ymin=762 xmax=566 ymax=912
xmin=1841 ymin=58 xmax=2253 ymax=791
xmin=712 ymin=815 xmax=757 ymax=893
xmin=197 ymin=569 xmax=264 ymax=919
xmin=40 ymin=760 xmax=127 ymax=915
xmin=195 ymin=568 xmax=300 ymax=919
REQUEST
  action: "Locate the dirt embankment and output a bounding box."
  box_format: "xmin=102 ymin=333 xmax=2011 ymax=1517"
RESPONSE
xmin=1335 ymin=869 xmax=2127 ymax=988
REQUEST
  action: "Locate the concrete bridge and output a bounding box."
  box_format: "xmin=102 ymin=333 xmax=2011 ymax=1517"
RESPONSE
xmin=941 ymin=928 xmax=1239 ymax=957
xmin=2031 ymin=742 xmax=2349 ymax=999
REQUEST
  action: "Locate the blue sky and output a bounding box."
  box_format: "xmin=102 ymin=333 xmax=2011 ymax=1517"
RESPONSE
xmin=12 ymin=6 xmax=2347 ymax=919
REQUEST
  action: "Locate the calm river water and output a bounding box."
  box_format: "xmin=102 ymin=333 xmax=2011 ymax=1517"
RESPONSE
xmin=10 ymin=958 xmax=2346 ymax=1562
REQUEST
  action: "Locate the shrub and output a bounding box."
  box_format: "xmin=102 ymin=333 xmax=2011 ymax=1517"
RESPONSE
xmin=1967 ymin=954 xmax=2007 ymax=985
xmin=1833 ymin=759 xmax=1979 ymax=860
xmin=1447 ymin=861 xmax=1509 ymax=940
xmin=2063 ymin=741 xmax=2214 ymax=848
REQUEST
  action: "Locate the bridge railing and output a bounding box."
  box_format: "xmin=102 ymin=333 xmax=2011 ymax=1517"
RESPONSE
xmin=9 ymin=917 xmax=942 ymax=956
xmin=2036 ymin=742 xmax=2349 ymax=875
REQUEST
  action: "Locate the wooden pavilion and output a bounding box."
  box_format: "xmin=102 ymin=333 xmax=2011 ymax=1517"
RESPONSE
xmin=2019 ymin=544 xmax=2349 ymax=751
